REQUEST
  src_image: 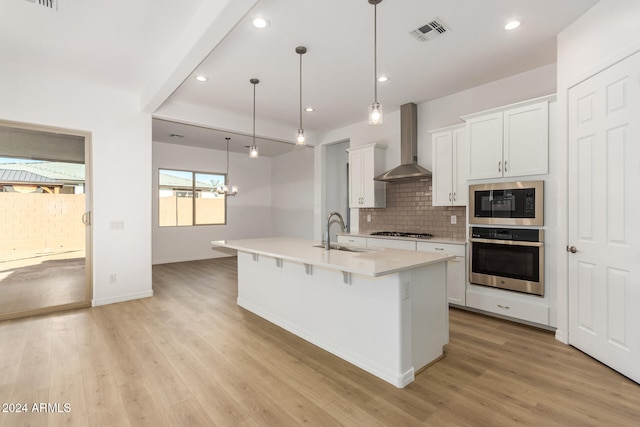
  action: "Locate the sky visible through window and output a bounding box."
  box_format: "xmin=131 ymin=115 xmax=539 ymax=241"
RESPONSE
xmin=0 ymin=157 xmax=44 ymax=164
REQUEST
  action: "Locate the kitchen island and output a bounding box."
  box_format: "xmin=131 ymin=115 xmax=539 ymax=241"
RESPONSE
xmin=211 ymin=237 xmax=454 ymax=388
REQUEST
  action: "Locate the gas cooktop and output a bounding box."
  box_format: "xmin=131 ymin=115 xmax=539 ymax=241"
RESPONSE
xmin=370 ymin=231 xmax=433 ymax=239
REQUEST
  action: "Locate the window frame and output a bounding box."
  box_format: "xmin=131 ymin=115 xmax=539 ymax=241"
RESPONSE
xmin=158 ymin=168 xmax=227 ymax=227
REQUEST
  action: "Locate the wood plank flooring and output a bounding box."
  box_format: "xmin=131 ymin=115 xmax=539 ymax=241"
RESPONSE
xmin=1 ymin=257 xmax=639 ymax=426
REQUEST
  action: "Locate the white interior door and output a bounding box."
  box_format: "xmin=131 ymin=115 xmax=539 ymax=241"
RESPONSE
xmin=568 ymin=51 xmax=640 ymax=383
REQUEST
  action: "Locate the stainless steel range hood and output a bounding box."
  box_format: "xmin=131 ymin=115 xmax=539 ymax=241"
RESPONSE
xmin=374 ymin=102 xmax=432 ymax=182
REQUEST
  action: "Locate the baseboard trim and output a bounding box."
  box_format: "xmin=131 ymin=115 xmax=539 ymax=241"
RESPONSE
xmin=93 ymin=290 xmax=154 ymax=307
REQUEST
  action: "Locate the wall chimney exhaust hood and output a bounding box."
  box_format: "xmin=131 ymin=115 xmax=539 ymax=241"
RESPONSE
xmin=374 ymin=103 xmax=431 ymax=182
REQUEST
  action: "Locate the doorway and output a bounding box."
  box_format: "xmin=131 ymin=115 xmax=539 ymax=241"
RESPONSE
xmin=325 ymin=140 xmax=350 ymax=241
xmin=0 ymin=121 xmax=92 ymax=321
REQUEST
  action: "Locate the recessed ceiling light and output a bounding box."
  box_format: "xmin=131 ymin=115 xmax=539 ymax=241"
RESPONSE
xmin=195 ymin=75 xmax=208 ymax=82
xmin=377 ymin=75 xmax=389 ymax=83
xmin=253 ymin=17 xmax=270 ymax=29
xmin=305 ymin=107 xmax=315 ymax=112
xmin=505 ymin=20 xmax=521 ymax=31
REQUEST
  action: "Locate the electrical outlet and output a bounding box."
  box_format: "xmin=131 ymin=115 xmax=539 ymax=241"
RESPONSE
xmin=109 ymin=273 xmax=117 ymax=284
xmin=451 ymin=215 xmax=457 ymax=225
xmin=367 ymin=214 xmax=371 ymax=222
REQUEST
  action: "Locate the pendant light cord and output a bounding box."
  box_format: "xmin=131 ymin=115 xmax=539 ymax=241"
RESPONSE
xmin=373 ymin=1 xmax=378 ymax=103
xmin=299 ymin=53 xmax=303 ymax=129
xmin=253 ymin=83 xmax=256 ymax=146
xmin=226 ymin=137 xmax=230 ymax=177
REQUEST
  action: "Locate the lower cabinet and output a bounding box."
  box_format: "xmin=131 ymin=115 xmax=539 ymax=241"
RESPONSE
xmin=416 ymin=242 xmax=466 ymax=306
xmin=465 ymin=286 xmax=549 ymax=325
xmin=366 ymin=237 xmax=417 ymax=251
xmin=338 ymin=236 xmax=467 ymax=306
xmin=336 ymin=235 xmax=367 ymax=247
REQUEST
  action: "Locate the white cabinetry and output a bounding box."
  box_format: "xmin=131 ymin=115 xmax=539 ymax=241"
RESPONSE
xmin=336 ymin=235 xmax=367 ymax=247
xmin=430 ymin=124 xmax=468 ymax=206
xmin=367 ymin=238 xmax=416 ymax=251
xmin=465 ymin=287 xmax=549 ymax=325
xmin=348 ymin=144 xmax=386 ymax=208
xmin=464 ymin=96 xmax=553 ymax=180
xmin=417 ymin=242 xmax=466 ymax=306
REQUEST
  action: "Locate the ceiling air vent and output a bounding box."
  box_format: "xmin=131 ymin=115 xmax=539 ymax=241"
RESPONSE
xmin=23 ymin=0 xmax=58 ymax=11
xmin=410 ymin=18 xmax=449 ymax=42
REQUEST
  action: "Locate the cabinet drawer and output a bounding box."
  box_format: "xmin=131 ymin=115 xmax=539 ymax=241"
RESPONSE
xmin=366 ymin=238 xmax=416 ymax=250
xmin=466 ymin=289 xmax=549 ymax=325
xmin=337 ymin=235 xmax=367 ymax=247
xmin=416 ymin=241 xmax=465 ymax=257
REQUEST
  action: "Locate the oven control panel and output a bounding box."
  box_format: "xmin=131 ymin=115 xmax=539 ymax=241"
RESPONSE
xmin=470 ymin=227 xmax=542 ymax=243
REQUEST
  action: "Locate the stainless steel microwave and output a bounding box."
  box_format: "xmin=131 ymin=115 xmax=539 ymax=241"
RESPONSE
xmin=469 ymin=181 xmax=544 ymax=226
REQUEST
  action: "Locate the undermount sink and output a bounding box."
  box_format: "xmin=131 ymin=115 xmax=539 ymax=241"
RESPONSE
xmin=312 ymin=244 xmax=377 ymax=253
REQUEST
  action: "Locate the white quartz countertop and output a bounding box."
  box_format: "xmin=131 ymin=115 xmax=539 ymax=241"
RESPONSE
xmin=212 ymin=237 xmax=454 ymax=277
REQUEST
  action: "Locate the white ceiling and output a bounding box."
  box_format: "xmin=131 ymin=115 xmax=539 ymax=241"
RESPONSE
xmin=2 ymin=0 xmax=599 ymax=155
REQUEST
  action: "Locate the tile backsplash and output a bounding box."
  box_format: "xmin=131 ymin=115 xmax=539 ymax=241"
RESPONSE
xmin=359 ymin=180 xmax=466 ymax=240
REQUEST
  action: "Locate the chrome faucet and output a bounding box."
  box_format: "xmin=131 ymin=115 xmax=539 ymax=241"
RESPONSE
xmin=325 ymin=211 xmax=346 ymax=250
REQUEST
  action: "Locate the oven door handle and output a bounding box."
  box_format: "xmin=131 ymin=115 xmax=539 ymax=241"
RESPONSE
xmin=469 ymin=237 xmax=544 ymax=247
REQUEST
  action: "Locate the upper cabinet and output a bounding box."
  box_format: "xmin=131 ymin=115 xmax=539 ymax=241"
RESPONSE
xmin=463 ymin=95 xmax=554 ymax=180
xmin=347 ymin=144 xmax=386 ymax=208
xmin=430 ymin=124 xmax=468 ymax=206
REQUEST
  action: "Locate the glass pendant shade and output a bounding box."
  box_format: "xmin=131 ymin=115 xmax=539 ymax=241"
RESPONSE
xmin=368 ymin=102 xmax=383 ymax=125
xmin=249 ymin=144 xmax=259 ymax=158
xmin=296 ymin=129 xmax=305 ymax=145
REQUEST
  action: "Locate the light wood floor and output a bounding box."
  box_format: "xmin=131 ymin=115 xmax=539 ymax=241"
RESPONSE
xmin=1 ymin=257 xmax=638 ymax=426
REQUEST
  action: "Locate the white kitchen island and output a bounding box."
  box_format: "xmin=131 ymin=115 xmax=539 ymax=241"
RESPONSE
xmin=211 ymin=237 xmax=454 ymax=388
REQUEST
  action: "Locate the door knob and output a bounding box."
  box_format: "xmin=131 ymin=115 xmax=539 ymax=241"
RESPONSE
xmin=567 ymin=245 xmax=578 ymax=253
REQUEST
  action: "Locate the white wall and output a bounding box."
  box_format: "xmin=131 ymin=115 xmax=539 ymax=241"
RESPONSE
xmin=270 ymin=147 xmax=315 ymax=239
xmin=152 ymin=141 xmax=273 ymax=263
xmin=0 ymin=69 xmax=153 ymax=306
xmin=155 ymin=99 xmax=319 ymax=147
xmin=554 ymin=0 xmax=640 ymax=342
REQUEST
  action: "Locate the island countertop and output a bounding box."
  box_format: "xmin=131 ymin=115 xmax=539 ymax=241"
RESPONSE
xmin=212 ymin=237 xmax=454 ymax=277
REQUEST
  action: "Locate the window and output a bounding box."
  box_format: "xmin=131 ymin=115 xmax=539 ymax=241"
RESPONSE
xmin=158 ymin=169 xmax=226 ymax=226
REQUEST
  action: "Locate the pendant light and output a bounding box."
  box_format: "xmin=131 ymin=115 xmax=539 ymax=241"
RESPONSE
xmin=368 ymin=0 xmax=383 ymax=125
xmin=249 ymin=78 xmax=260 ymax=158
xmin=295 ymin=46 xmax=307 ymax=145
xmin=216 ymin=137 xmax=238 ymax=196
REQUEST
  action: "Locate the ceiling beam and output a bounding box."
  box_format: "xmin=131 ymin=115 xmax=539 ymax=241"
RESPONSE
xmin=140 ymin=0 xmax=258 ymax=114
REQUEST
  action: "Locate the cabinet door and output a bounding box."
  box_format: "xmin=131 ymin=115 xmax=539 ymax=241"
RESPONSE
xmin=503 ymin=101 xmax=549 ymax=177
xmin=360 ymin=147 xmax=376 ymax=206
xmin=416 ymin=242 xmax=466 ymax=306
xmin=451 ymin=126 xmax=468 ymax=206
xmin=467 ymin=112 xmax=503 ymax=180
xmin=432 ymin=131 xmax=454 ymax=206
xmin=359 ymin=147 xmax=386 ymax=208
xmin=348 ymin=150 xmax=363 ymax=207
xmin=446 ymin=256 xmax=466 ymax=306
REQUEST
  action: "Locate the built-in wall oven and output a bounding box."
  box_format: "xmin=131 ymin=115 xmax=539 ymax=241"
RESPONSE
xmin=469 ymin=227 xmax=544 ymax=296
xmin=469 ymin=180 xmax=543 ymax=226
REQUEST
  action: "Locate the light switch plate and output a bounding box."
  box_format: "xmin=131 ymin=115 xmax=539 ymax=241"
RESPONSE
xmin=110 ymin=220 xmax=125 ymax=230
